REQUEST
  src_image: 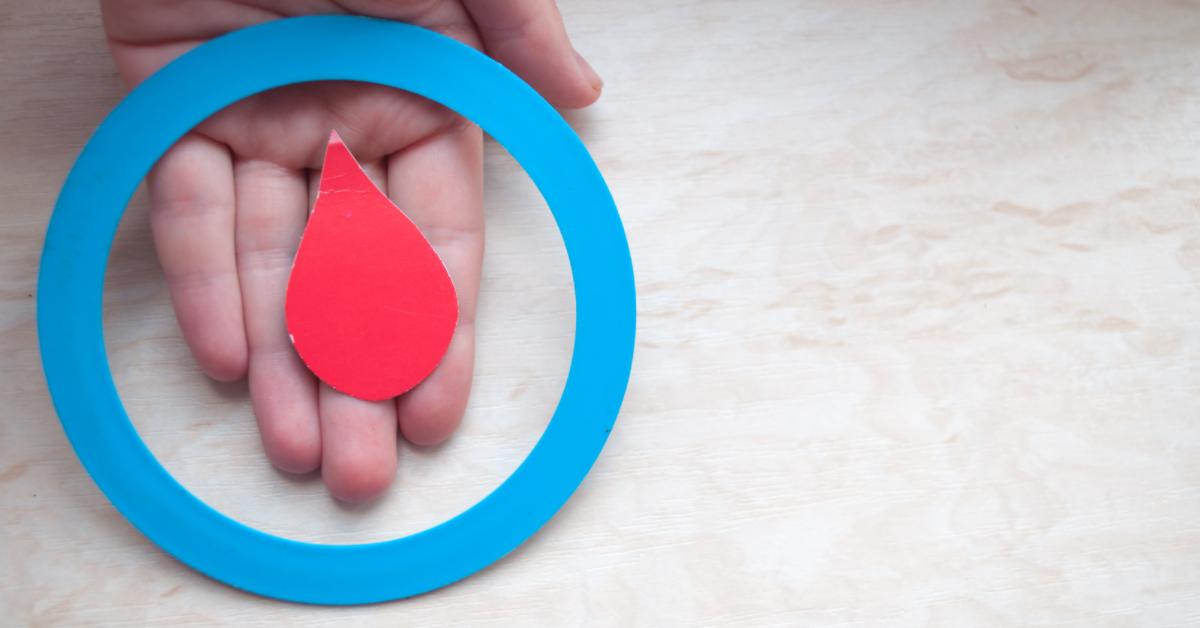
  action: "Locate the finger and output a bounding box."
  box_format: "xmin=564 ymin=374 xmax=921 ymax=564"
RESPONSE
xmin=310 ymin=151 xmax=398 ymax=502
xmin=101 ymin=0 xmax=276 ymax=46
xmin=319 ymin=383 xmax=398 ymax=503
xmin=148 ymin=132 xmax=247 ymax=382
xmin=106 ymin=40 xmax=205 ymax=89
xmin=235 ymin=159 xmax=321 ymax=473
xmin=388 ymin=120 xmax=484 ymax=446
xmin=397 ymin=328 xmax=476 ymax=446
xmin=333 ymin=0 xmax=482 ymax=48
xmin=461 ymin=0 xmax=603 ymax=108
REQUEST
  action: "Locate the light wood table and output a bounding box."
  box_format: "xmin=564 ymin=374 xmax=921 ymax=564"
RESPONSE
xmin=3 ymin=1 xmax=1199 ymax=625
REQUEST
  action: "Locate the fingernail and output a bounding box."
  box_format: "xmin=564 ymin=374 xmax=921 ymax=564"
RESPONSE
xmin=574 ymin=50 xmax=604 ymax=91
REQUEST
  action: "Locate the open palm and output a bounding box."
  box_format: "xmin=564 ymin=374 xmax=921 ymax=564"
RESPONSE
xmin=101 ymin=0 xmax=602 ymax=502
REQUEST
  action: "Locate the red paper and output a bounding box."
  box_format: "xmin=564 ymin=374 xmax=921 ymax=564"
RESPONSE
xmin=285 ymin=131 xmax=458 ymax=401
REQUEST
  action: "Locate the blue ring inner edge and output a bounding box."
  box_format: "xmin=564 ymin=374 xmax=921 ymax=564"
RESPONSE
xmin=37 ymin=16 xmax=635 ymax=605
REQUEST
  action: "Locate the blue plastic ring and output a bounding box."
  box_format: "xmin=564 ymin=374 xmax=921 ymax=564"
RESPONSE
xmin=37 ymin=16 xmax=634 ymax=604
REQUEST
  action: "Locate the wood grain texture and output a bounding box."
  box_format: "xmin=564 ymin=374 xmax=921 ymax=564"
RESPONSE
xmin=3 ymin=0 xmax=1200 ymax=625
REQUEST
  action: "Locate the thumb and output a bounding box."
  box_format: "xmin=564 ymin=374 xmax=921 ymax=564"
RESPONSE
xmin=461 ymin=0 xmax=603 ymax=109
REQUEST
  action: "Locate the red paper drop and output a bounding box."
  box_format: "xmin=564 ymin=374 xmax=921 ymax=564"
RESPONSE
xmin=285 ymin=131 xmax=458 ymax=401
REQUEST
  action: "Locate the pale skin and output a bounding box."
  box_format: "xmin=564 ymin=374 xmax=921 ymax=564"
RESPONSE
xmin=100 ymin=0 xmax=602 ymax=503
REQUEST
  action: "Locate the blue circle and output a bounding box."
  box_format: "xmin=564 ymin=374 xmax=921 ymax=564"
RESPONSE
xmin=37 ymin=16 xmax=634 ymax=604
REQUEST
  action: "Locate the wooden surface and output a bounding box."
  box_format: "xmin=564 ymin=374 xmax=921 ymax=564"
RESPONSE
xmin=4 ymin=0 xmax=1200 ymax=625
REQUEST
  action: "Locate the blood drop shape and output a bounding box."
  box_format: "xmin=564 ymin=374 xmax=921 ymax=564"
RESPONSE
xmin=285 ymin=131 xmax=458 ymax=401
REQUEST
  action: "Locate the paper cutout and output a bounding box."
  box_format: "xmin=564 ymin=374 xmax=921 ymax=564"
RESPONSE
xmin=285 ymin=131 xmax=458 ymax=401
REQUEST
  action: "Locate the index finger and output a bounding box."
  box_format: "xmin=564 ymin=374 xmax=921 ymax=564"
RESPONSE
xmin=386 ymin=118 xmax=485 ymax=446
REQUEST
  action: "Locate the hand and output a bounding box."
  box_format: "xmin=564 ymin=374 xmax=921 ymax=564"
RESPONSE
xmin=100 ymin=0 xmax=603 ymax=502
